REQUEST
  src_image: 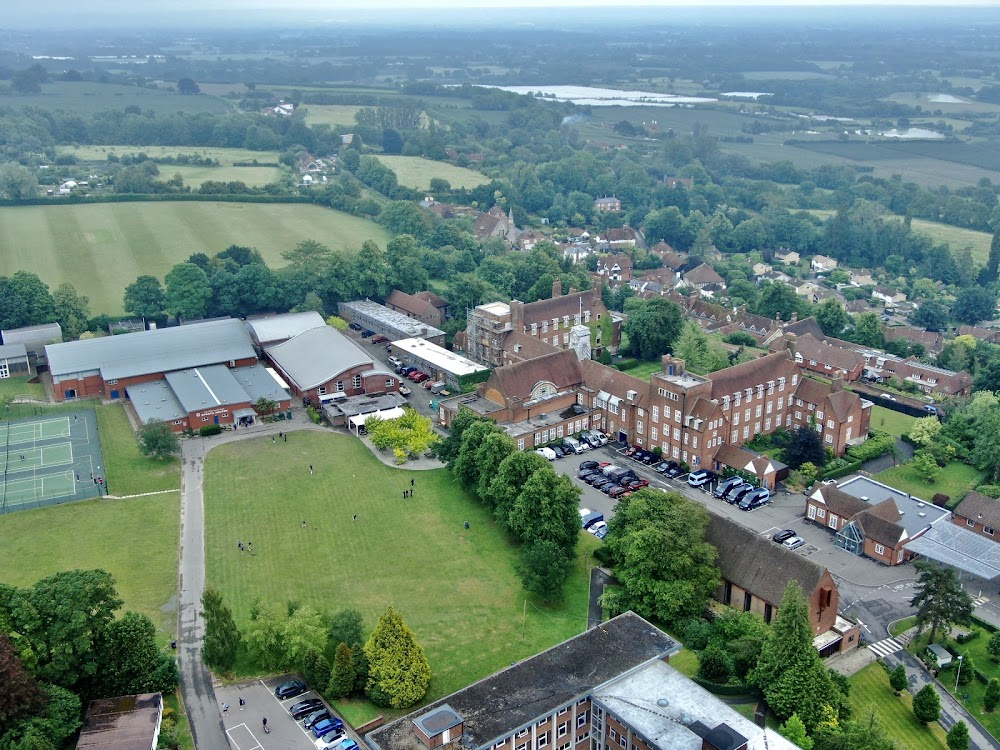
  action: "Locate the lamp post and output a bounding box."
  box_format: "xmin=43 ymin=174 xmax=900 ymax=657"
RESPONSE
xmin=955 ymin=654 xmax=964 ymax=691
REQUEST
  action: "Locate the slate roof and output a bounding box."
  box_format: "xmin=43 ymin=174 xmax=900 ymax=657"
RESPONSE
xmin=704 ymin=515 xmax=829 ymax=607
xmin=386 ymin=290 xmax=438 ymax=318
xmin=954 ymin=492 xmax=1000 ymax=531
xmin=245 ymin=312 xmax=326 ymax=346
xmin=366 ymin=612 xmax=679 ymax=750
xmin=684 ymin=263 xmax=725 ymax=286
xmin=265 ymin=326 xmax=372 ymax=390
xmin=706 ymin=351 xmax=797 ymax=400
xmin=46 ymin=319 xmax=255 ymax=381
xmin=779 ymin=316 xmax=825 ymax=340
xmin=487 ymin=350 xmax=583 ymax=401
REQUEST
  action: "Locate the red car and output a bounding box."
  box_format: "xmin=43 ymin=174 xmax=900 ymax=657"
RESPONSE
xmin=371 ymin=335 xmax=389 ymax=344
xmin=625 ymin=478 xmax=649 ymax=490
xmin=608 ymin=486 xmax=631 ymax=500
xmin=406 ymin=370 xmax=424 ymax=380
xmin=412 ymin=372 xmax=430 ymax=383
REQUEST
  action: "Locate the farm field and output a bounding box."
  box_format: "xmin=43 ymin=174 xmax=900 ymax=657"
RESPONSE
xmin=374 ymin=154 xmax=489 ymax=190
xmin=303 ymin=104 xmax=363 ymax=127
xmin=884 ymin=92 xmax=1000 ymax=115
xmin=0 ymin=492 xmax=180 ymax=640
xmin=162 ymin=164 xmax=282 ymax=187
xmin=203 ymin=432 xmax=599 ymax=724
xmin=57 ymin=144 xmax=282 ymax=165
xmin=807 ymin=209 xmax=992 ymax=262
xmin=847 ymin=664 xmax=948 ymax=750
xmin=8 ymin=81 xmax=232 ymax=115
xmin=0 ymin=202 xmax=391 ymax=314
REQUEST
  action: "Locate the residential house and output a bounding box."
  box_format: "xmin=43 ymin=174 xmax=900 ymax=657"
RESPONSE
xmin=849 ymin=271 xmax=877 ymax=288
xmin=679 ymin=262 xmax=726 ymax=293
xmin=711 ymin=444 xmax=785 ymax=490
xmin=953 ymin=492 xmax=1000 ymax=542
xmin=807 ymin=477 xmax=949 ymax=566
xmin=958 ymin=325 xmax=1000 ymax=345
xmin=704 ymin=515 xmax=861 ymax=656
xmin=789 ymin=374 xmax=872 ymax=455
xmin=474 ymin=206 xmax=521 ymax=245
xmin=773 ymin=333 xmax=866 ymax=382
xmin=873 ymin=287 xmax=907 ymax=307
xmin=366 ymin=612 xmax=798 ymax=750
xmin=774 ymin=249 xmax=800 ymax=265
xmin=385 ymin=289 xmax=446 ymax=328
xmin=594 ymin=196 xmax=622 ymax=212
xmin=861 ymin=354 xmax=972 ymax=398
xmin=517 ymin=230 xmax=547 ymax=252
xmin=845 ymin=298 xmax=876 ymax=315
xmin=810 ymin=254 xmax=839 ymax=272
xmin=596 ymin=254 xmax=634 ymax=283
xmin=751 ymin=262 xmax=772 ymax=278
xmin=882 ymin=325 xmax=946 ymax=356
xmin=598 ymin=227 xmax=641 ymax=248
xmin=649 ymin=242 xmax=686 ymax=270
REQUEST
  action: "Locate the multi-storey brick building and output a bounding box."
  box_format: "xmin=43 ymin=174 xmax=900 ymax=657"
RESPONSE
xmin=365 ymin=612 xmax=798 ymax=750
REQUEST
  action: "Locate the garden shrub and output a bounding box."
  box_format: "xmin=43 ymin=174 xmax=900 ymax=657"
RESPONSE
xmin=199 ymin=424 xmax=222 ymax=436
xmin=846 ymin=430 xmax=896 ymax=462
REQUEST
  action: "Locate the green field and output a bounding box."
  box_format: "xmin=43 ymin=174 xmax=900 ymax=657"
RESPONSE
xmin=97 ymin=405 xmax=180 ymax=496
xmin=204 ymin=432 xmax=598 ymax=721
xmin=874 ymin=461 xmax=983 ymax=506
xmin=847 ymin=664 xmax=948 ymax=749
xmin=0 ymin=202 xmax=392 ymax=314
xmin=9 ymin=81 xmax=232 ymax=115
xmin=869 ymin=405 xmax=917 ymax=437
xmin=0 ymin=375 xmax=47 ymax=402
xmin=164 ymin=165 xmax=282 ymax=188
xmin=374 ymin=155 xmax=489 ymax=190
xmin=303 ymin=104 xmax=363 ymax=127
xmin=884 ymin=92 xmax=1000 ymax=115
xmin=0 ymin=493 xmax=180 ymax=639
xmin=57 ymin=144 xmax=282 ymax=165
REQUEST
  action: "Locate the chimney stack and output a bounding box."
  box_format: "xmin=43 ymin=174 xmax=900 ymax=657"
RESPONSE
xmin=510 ymin=300 xmax=524 ymax=332
xmin=552 ymin=279 xmax=562 ymax=298
xmin=785 ymin=333 xmax=797 ymax=355
xmin=831 ymin=373 xmax=843 ymax=392
xmin=791 ymin=311 xmax=798 ymax=323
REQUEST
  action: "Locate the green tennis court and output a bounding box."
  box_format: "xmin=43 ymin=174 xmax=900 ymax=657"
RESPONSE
xmin=0 ymin=410 xmax=105 ymax=513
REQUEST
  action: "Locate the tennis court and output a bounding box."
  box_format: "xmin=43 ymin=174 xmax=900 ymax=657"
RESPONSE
xmin=0 ymin=410 xmax=106 ymax=514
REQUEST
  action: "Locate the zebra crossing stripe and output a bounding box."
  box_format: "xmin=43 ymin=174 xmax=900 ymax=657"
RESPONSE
xmin=867 ymin=638 xmax=903 ymax=658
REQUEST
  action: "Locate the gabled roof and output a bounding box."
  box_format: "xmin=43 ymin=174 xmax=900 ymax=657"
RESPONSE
xmin=793 ymin=376 xmax=832 ymax=407
xmin=809 ymin=484 xmax=871 ymax=519
xmin=954 ymin=491 xmax=1000 ymax=531
xmin=265 ymin=326 xmax=372 ymax=390
xmin=0 ymin=342 xmax=28 ymax=360
xmin=826 ymin=389 xmax=858 ymax=422
xmin=386 ymin=289 xmax=438 ymax=318
xmin=46 ymin=319 xmax=255 ymax=381
xmin=857 ymin=499 xmax=908 ymax=546
xmin=414 ymin=290 xmax=449 ymax=309
xmin=780 ymin=316 xmax=825 ymax=340
xmin=502 ymin=331 xmax=559 ymax=363
xmin=707 ymin=351 xmax=796 ymax=400
xmin=487 ymin=350 xmax=583 ymax=402
xmin=522 ymin=289 xmax=604 ymax=325
xmin=789 ymin=333 xmax=866 ymax=372
xmin=704 ymin=515 xmax=830 ymax=607
xmin=579 ymin=360 xmax=648 ymax=408
xmin=245 ymin=312 xmax=326 ymax=346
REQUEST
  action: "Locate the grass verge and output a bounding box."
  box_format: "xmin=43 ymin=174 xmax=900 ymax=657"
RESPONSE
xmin=96 ymin=404 xmax=181 ymax=495
xmin=0 ymin=375 xmax=47 ymax=402
xmin=204 ymin=432 xmax=598 ymax=724
xmin=870 ymin=405 xmax=917 ymax=438
xmin=847 ymin=664 xmax=948 ymax=749
xmin=874 ymin=460 xmax=983 ymax=506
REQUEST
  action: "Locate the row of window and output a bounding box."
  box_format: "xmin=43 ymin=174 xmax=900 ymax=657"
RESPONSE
xmin=316 ymin=374 xmax=395 ymax=396
xmin=967 ymin=518 xmax=997 ymax=536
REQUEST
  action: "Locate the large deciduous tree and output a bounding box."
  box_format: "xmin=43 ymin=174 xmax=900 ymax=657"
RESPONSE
xmin=93 ymin=611 xmax=179 ymax=697
xmin=785 ymin=424 xmax=826 ymax=470
xmin=852 ymin=312 xmax=885 ymax=348
xmin=123 ymin=275 xmax=166 ymax=319
xmin=0 ymin=633 xmax=47 ymax=730
xmin=603 ymin=490 xmax=720 ymax=626
xmin=0 ymin=162 xmax=39 ymax=200
xmin=164 ymin=262 xmax=212 ymax=320
xmin=912 ymin=300 xmax=951 ymax=331
xmin=518 ymin=540 xmax=575 ymax=604
xmin=507 ymin=470 xmax=581 ymax=552
xmin=364 ymin=606 xmax=431 ymax=709
xmin=488 ymin=451 xmax=551 ymax=533
xmin=52 ymin=283 xmax=90 ymax=340
xmin=326 ymin=608 xmax=364 ymax=653
xmin=910 ymin=561 xmax=974 ymax=643
xmin=815 ymin=299 xmax=850 ymax=337
xmin=622 ymin=297 xmax=684 ymax=361
xmin=201 ymin=588 xmax=241 ymax=673
xmin=953 ymin=287 xmax=998 ymax=327
xmin=137 ymin=420 xmax=179 ymax=459
xmin=0 ymin=272 xmax=56 ymax=331
xmin=750 ymin=581 xmax=844 ymax=731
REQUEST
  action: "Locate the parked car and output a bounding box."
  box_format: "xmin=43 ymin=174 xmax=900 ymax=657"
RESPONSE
xmin=564 ymin=436 xmax=588 ymax=454
xmin=588 ymin=520 xmax=608 ymax=536
xmin=600 ymin=480 xmax=620 ymax=494
xmin=608 ymin=468 xmax=637 ymax=484
xmin=624 ymin=445 xmax=641 ymax=458
xmin=397 ymin=365 xmax=415 ymax=376
xmin=772 ymin=529 xmax=797 ymax=543
xmin=593 ymin=524 xmax=609 ymax=540
xmin=371 ymin=335 xmax=389 ymax=344
xmin=591 ymin=476 xmax=613 ymax=490
xmin=584 ymin=472 xmax=605 ymax=485
xmin=361 ymin=330 xmax=375 ymax=338
xmin=579 ymin=460 xmax=600 ymax=471
xmin=334 ymin=740 xmax=359 ymax=750
xmin=274 ymin=680 xmax=308 ymax=700
xmin=586 ymin=431 xmax=609 ymax=446
xmin=739 ymin=488 xmax=771 ymax=511
xmin=312 ymin=718 xmax=344 ymax=739
xmin=535 ymin=447 xmax=557 ymax=461
xmin=601 ymin=464 xmax=621 ymax=477
xmin=398 ymin=385 xmax=411 ymax=397
xmin=303 ymin=709 xmax=332 ymax=729
xmin=578 ymin=468 xmax=599 ymax=480
xmin=608 ymin=486 xmax=630 ymax=500
xmin=924 ymin=404 xmax=942 ymax=415
xmin=551 ymin=444 xmax=570 ymax=458
xmin=388 ymin=356 xmax=403 ymax=368
xmin=348 ymin=322 xmax=362 ymax=331
xmin=290 ymin=698 xmax=325 ymax=719
xmin=656 ymin=460 xmax=680 ymax=475
xmin=782 ymin=536 xmax=807 ymax=551
xmin=412 ymin=372 xmax=430 ymax=383
xmin=713 ymin=476 xmax=745 ymax=499
xmin=727 ymin=484 xmax=755 ymax=506
xmin=581 ymin=511 xmax=605 ymax=530
xmin=625 ymin=478 xmax=649 ymax=491
xmin=687 ymin=469 xmax=716 ymax=487
xmin=315 ymin=733 xmax=348 ymax=750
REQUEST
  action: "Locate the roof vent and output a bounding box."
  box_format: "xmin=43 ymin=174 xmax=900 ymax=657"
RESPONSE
xmin=656 ymin=698 xmax=669 ymax=708
xmin=861 ymin=496 xmax=869 ymax=501
xmin=918 ymin=512 xmax=927 ymax=518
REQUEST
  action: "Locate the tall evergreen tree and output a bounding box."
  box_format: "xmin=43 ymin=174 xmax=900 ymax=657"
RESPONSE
xmin=327 ymin=643 xmax=355 ymax=699
xmin=912 ymin=684 xmax=941 ymax=724
xmin=910 ymin=562 xmax=974 ymax=643
xmin=364 ymin=607 xmax=431 ymax=709
xmin=201 ymin=588 xmax=241 ymax=673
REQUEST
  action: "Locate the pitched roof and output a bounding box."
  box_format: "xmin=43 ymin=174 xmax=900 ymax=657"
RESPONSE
xmin=487 ymin=350 xmax=583 ymax=401
xmin=704 ymin=515 xmax=830 ymax=606
xmin=954 ymin=491 xmax=1000 ymax=530
xmin=579 ymin=360 xmax=648 ymax=408
xmin=386 ymin=289 xmax=438 ymax=318
xmin=265 ymin=326 xmax=372 ymax=390
xmin=684 ymin=262 xmax=725 ymax=285
xmin=602 ymin=227 xmax=639 ymax=243
xmin=707 ymin=351 xmax=796 ymax=400
xmin=809 ymin=484 xmax=871 ymax=519
xmin=0 ymin=342 xmax=28 ymax=360
xmin=826 ymin=389 xmax=858 ymax=422
xmin=521 ymin=289 xmax=604 ymax=325
xmin=502 ymin=331 xmax=559 ymax=363
xmin=791 ymin=333 xmax=865 ymax=371
xmin=414 ymin=290 xmax=449 ymax=309
xmin=245 ymin=312 xmax=326 ymax=346
xmin=781 ymin=316 xmax=825 ymax=340
xmin=858 ymin=499 xmax=908 ymax=546
xmin=46 ymin=319 xmax=255 ymax=381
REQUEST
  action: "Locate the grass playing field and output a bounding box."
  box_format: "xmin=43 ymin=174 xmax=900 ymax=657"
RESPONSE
xmin=374 ymin=155 xmax=490 ymax=190
xmin=0 ymin=492 xmax=180 ymax=640
xmin=0 ymin=202 xmax=392 ymax=314
xmin=203 ymin=432 xmax=599 ymax=723
xmin=847 ymin=664 xmax=948 ymax=749
xmin=303 ymin=104 xmax=364 ymax=128
xmin=58 ymin=144 xmax=282 ymax=165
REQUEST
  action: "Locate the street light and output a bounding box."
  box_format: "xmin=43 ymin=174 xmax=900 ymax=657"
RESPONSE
xmin=955 ymin=654 xmax=964 ymax=691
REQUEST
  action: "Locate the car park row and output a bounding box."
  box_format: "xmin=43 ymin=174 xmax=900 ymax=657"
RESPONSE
xmin=274 ymin=679 xmax=359 ymax=750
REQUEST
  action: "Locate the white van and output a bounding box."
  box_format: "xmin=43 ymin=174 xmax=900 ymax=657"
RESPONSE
xmin=563 ymin=436 xmax=588 ymax=454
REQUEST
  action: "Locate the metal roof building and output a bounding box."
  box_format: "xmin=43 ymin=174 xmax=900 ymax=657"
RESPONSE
xmin=339 ymin=299 xmax=446 ymax=344
xmin=46 ymin=319 xmax=255 ymax=382
xmin=245 ymin=312 xmax=326 ymax=347
xmin=265 ymin=326 xmax=372 ymax=391
xmin=2 ymin=322 xmax=63 ymax=361
xmin=392 ymin=338 xmax=487 ymax=378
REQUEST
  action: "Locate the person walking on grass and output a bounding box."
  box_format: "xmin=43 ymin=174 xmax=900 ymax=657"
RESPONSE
xmin=309 ymin=464 xmax=314 ymax=475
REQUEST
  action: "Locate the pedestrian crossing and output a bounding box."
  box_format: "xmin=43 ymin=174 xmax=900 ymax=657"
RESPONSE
xmin=867 ymin=637 xmax=904 ymax=658
xmin=973 ymin=596 xmax=989 ymax=607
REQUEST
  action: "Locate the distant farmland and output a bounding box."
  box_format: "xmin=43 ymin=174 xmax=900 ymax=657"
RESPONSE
xmin=374 ymin=155 xmax=489 ymax=190
xmin=0 ymin=202 xmax=391 ymax=314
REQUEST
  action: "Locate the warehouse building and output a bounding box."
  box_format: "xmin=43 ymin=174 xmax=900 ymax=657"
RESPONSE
xmin=339 ymin=299 xmax=446 ymax=346
xmin=390 ymin=337 xmax=488 ymax=390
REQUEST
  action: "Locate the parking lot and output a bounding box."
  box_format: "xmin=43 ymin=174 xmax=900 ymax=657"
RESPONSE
xmin=217 ymin=677 xmax=357 ymax=750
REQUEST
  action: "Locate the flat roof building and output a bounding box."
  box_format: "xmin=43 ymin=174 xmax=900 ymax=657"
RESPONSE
xmin=339 ymin=299 xmax=446 ymax=346
xmin=391 ymin=338 xmax=488 ymax=388
xmin=77 ymin=693 xmax=162 ymax=750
